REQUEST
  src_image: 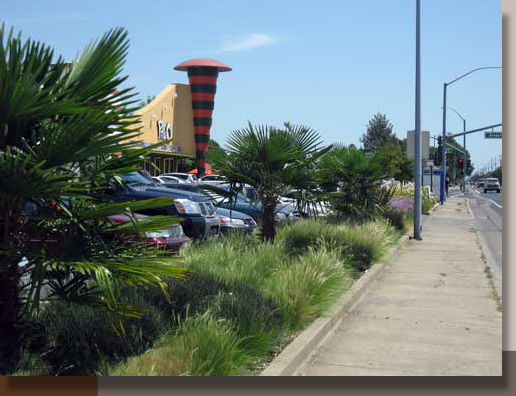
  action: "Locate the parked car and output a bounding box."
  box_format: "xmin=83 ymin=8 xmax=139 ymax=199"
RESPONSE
xmin=109 ymin=213 xmax=191 ymax=251
xmin=111 ymin=172 xmax=220 ymax=239
xmin=199 ymin=175 xmax=227 ymax=185
xmin=152 ymin=175 xmax=186 ymax=185
xmin=160 ymin=172 xmax=198 ymax=184
xmin=215 ymin=207 xmax=258 ymax=234
xmin=211 ymin=188 xmax=300 ymax=226
xmin=483 ymin=178 xmax=501 ymax=193
xmin=162 ymin=183 xmax=298 ymax=226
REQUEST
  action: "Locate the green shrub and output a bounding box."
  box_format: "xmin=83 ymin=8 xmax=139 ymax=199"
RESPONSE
xmin=382 ymin=207 xmax=406 ymax=232
xmin=25 ymin=299 xmax=164 ymax=375
xmin=12 ymin=353 xmax=50 ymax=376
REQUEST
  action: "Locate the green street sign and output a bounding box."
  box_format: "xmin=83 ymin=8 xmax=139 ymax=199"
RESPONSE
xmin=485 ymin=132 xmax=502 ymax=139
xmin=446 ymin=148 xmax=454 ymax=154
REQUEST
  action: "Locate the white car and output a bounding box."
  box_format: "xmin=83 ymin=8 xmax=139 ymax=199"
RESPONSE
xmin=152 ymin=175 xmax=186 ymax=185
xmin=160 ymin=173 xmax=198 ymax=184
xmin=199 ymin=175 xmax=228 ymax=185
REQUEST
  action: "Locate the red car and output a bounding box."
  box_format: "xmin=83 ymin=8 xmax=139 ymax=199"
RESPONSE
xmin=109 ymin=213 xmax=191 ymax=251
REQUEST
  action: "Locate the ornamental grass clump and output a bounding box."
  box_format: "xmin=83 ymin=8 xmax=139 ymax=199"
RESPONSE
xmin=110 ymin=311 xmax=246 ymax=376
xmin=181 ymin=233 xmax=286 ymax=288
xmin=265 ymin=247 xmax=353 ymax=329
xmin=276 ymin=219 xmax=329 ymax=256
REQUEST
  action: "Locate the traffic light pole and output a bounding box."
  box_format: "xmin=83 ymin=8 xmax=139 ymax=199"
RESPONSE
xmin=440 ymin=66 xmax=501 ymax=204
xmin=441 ymin=83 xmax=447 ymax=205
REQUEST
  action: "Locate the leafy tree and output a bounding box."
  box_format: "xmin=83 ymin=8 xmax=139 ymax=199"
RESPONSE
xmin=360 ymin=114 xmax=413 ymax=182
xmin=375 ymin=142 xmax=413 ymax=181
xmin=360 ymin=113 xmax=398 ymax=152
xmin=209 ymin=122 xmax=328 ymax=241
xmin=443 ymin=136 xmax=474 ymax=182
xmin=0 ymin=26 xmax=186 ymax=373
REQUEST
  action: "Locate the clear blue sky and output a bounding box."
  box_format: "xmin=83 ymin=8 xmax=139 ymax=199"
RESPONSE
xmin=2 ymin=0 xmax=502 ymax=174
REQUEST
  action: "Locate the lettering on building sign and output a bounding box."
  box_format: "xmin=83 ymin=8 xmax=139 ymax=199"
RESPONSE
xmin=157 ymin=120 xmax=173 ymax=140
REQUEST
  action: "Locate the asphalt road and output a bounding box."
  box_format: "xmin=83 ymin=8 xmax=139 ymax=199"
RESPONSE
xmin=458 ymin=186 xmax=503 ymax=300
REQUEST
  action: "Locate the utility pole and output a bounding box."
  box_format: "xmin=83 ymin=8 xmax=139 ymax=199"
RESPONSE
xmin=413 ymin=0 xmax=422 ymax=240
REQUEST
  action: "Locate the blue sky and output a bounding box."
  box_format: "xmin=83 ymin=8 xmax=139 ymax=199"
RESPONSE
xmin=2 ymin=0 xmax=502 ymax=174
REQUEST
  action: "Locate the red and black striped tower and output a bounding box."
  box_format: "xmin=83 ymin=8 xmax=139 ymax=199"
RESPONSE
xmin=174 ymin=58 xmax=232 ymax=176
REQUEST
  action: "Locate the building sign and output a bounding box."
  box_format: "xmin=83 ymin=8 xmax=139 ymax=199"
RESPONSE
xmin=134 ymin=141 xmax=183 ymax=153
xmin=157 ymin=120 xmax=173 ymax=140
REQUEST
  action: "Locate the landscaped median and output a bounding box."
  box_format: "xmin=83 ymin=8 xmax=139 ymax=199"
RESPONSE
xmin=108 ymin=219 xmax=399 ymax=376
xmin=15 ymin=219 xmax=401 ymax=376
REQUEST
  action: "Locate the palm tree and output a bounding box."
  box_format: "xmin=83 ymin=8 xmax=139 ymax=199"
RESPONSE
xmin=0 ymin=25 xmax=186 ymax=373
xmin=316 ymin=145 xmax=394 ymax=221
xmin=209 ymin=122 xmax=328 ymax=242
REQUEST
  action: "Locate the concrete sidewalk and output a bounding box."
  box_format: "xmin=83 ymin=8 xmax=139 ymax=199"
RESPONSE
xmin=296 ymin=196 xmax=502 ymax=376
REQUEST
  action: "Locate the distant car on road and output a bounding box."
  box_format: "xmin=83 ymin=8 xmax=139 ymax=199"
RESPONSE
xmin=483 ymin=178 xmax=501 ymax=193
xmin=476 ymin=179 xmax=486 ymax=188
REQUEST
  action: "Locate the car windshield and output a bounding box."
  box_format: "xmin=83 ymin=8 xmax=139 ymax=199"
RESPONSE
xmin=161 ymin=176 xmax=178 ymax=183
xmin=165 ymin=174 xmax=188 ymax=180
xmin=121 ymin=172 xmax=153 ymax=186
xmin=208 ymin=191 xmax=249 ymax=204
xmin=486 ymin=178 xmax=498 ymax=183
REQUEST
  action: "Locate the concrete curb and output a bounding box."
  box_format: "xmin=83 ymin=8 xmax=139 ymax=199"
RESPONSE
xmin=428 ymin=201 xmax=440 ymax=215
xmin=260 ymin=233 xmax=411 ymax=376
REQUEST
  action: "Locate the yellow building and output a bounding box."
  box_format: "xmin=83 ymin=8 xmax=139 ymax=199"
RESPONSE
xmin=129 ymin=84 xmax=196 ymax=175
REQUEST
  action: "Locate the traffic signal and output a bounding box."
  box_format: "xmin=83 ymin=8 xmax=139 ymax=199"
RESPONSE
xmin=458 ymin=157 xmax=464 ymax=168
xmin=434 ymin=135 xmax=443 ymax=166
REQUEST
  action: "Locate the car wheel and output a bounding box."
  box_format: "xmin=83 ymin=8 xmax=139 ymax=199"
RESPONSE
xmin=497 ymin=190 xmax=500 ymax=193
xmin=484 ymin=189 xmax=487 ymax=193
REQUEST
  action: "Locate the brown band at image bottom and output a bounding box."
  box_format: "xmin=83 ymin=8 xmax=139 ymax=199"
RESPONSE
xmin=0 ymin=377 xmax=97 ymax=396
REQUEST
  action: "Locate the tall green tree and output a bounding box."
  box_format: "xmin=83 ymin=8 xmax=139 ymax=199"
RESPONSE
xmin=360 ymin=113 xmax=398 ymax=152
xmin=360 ymin=113 xmax=412 ymax=182
xmin=0 ymin=26 xmax=185 ymax=373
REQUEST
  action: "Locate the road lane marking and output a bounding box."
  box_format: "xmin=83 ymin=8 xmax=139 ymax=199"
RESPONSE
xmin=489 ymin=199 xmax=502 ymax=209
xmin=474 ymin=189 xmax=481 ymax=194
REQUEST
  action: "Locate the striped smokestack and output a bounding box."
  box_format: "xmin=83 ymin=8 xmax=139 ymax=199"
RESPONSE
xmin=174 ymin=59 xmax=231 ymax=177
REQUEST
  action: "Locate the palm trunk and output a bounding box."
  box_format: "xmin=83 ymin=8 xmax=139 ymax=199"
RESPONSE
xmin=0 ymin=196 xmax=24 ymax=374
xmin=0 ymin=258 xmax=23 ymax=374
xmin=261 ymin=200 xmax=276 ymax=242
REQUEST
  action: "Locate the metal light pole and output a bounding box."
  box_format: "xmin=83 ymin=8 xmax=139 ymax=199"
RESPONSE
xmin=440 ymin=66 xmax=502 ymax=204
xmin=414 ymin=0 xmax=422 ymax=240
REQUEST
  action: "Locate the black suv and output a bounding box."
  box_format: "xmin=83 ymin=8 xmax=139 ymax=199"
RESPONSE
xmin=111 ymin=172 xmax=220 ymax=239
